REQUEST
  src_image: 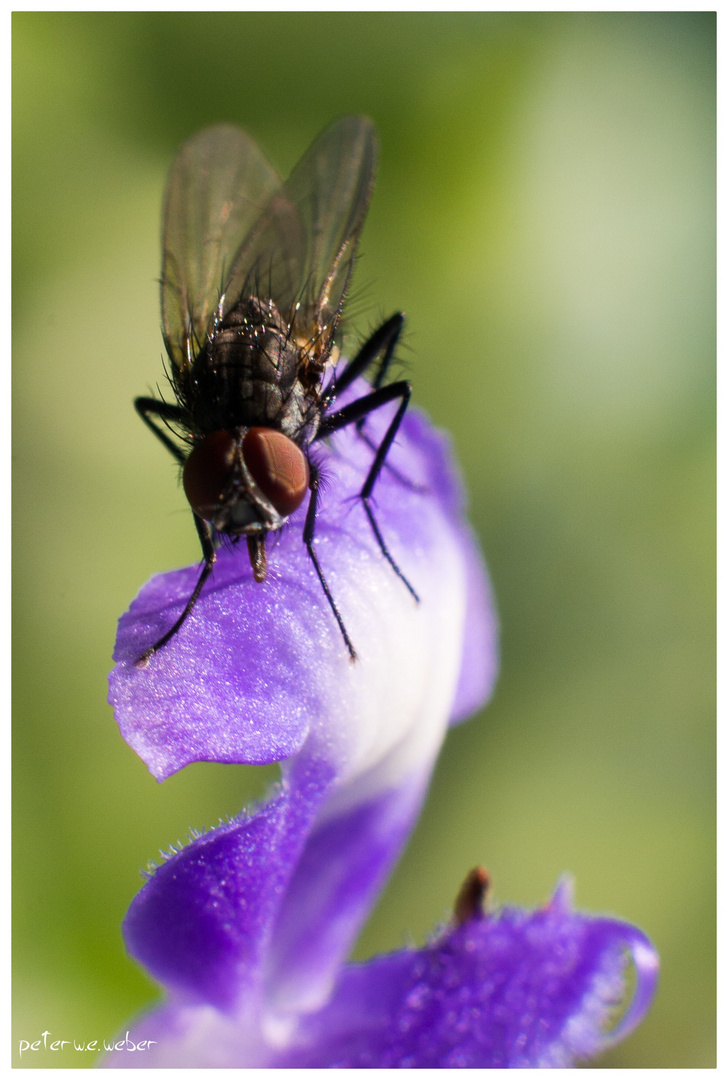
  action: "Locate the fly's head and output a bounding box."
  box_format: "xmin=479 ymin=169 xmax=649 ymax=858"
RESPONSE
xmin=183 ymin=426 xmax=310 ymax=545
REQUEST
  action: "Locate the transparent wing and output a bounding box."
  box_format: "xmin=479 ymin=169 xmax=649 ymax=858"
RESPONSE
xmin=222 ymin=116 xmax=378 ymax=338
xmin=161 ymin=124 xmax=281 ymax=370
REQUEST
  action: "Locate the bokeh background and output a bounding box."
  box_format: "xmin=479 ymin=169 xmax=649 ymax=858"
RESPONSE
xmin=13 ymin=11 xmax=714 ymax=1069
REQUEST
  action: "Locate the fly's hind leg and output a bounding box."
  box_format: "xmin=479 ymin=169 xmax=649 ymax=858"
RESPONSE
xmin=322 ymin=317 xmax=424 ymax=493
xmin=323 ymin=312 xmax=405 ymax=404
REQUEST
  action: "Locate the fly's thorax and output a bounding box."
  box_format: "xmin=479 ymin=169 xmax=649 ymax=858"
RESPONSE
xmin=219 ymin=296 xmax=301 ymax=386
xmin=186 ymin=296 xmax=307 ymax=432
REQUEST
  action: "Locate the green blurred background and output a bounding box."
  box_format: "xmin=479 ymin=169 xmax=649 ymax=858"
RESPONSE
xmin=13 ymin=11 xmax=714 ymax=1068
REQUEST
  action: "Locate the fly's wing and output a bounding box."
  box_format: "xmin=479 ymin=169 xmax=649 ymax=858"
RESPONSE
xmin=221 ymin=116 xmax=378 ymax=342
xmin=161 ymin=124 xmax=281 ymax=371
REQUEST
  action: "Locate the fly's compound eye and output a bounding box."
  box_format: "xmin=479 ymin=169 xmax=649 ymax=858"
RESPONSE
xmin=183 ymin=430 xmax=237 ymax=521
xmin=243 ymin=427 xmax=309 ymax=517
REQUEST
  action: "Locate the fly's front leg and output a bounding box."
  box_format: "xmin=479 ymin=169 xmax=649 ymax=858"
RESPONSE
xmin=135 ymin=512 xmax=217 ymax=666
xmin=303 ymin=460 xmax=357 ymax=661
xmin=134 ymin=395 xmax=217 ymax=664
xmin=316 ymin=381 xmax=419 ymax=602
xmin=135 ymin=396 xmax=188 ymax=465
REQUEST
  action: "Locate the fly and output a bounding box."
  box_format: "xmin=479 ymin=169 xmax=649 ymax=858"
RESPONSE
xmin=135 ymin=116 xmax=417 ymax=665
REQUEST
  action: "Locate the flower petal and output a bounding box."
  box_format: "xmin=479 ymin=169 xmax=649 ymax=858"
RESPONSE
xmin=264 ymin=763 xmax=433 ymax=1014
xmin=272 ymin=879 xmax=660 ymax=1068
xmin=449 ymin=522 xmax=499 ymax=724
xmin=106 ymin=879 xmax=657 ymax=1068
xmin=109 ymin=553 xmax=315 ymax=778
xmin=122 ymin=757 xmax=335 ymax=1012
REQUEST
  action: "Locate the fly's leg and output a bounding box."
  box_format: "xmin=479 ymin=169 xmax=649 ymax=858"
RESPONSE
xmin=316 ymin=381 xmax=419 ymax=601
xmin=304 ymin=460 xmax=357 ymax=661
xmin=323 ymin=315 xmax=424 ymax=492
xmin=134 ymin=396 xmax=216 ymax=665
xmin=344 ymin=315 xmax=415 ymax=481
xmin=136 ymin=514 xmax=216 ymax=667
xmin=135 ymin=396 xmax=189 ymax=464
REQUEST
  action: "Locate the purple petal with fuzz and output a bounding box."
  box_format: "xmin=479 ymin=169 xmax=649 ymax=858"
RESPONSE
xmin=264 ymin=764 xmax=434 ymax=1014
xmin=106 ymin=879 xmax=658 ymax=1068
xmin=271 ymin=880 xmax=660 ymax=1068
xmin=120 ymin=759 xmax=435 ymax=1021
xmin=122 ymin=757 xmax=335 ymax=1013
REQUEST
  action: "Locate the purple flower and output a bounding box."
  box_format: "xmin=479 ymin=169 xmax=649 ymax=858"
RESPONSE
xmin=107 ymin=390 xmax=657 ymax=1067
